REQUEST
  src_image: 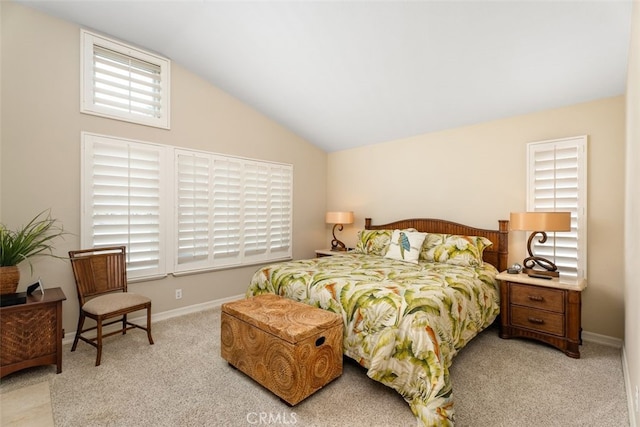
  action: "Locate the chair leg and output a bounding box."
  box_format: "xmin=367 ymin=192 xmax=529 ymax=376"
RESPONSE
xmin=95 ymin=317 xmax=103 ymax=366
xmin=146 ymin=304 xmax=154 ymax=345
xmin=71 ymin=312 xmax=85 ymax=352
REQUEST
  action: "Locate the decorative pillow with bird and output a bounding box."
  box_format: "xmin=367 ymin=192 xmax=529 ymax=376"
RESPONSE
xmin=384 ymin=229 xmax=427 ymax=264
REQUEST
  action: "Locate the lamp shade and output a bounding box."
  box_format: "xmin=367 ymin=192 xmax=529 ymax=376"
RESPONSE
xmin=325 ymin=211 xmax=354 ymax=225
xmin=510 ymin=212 xmax=571 ymax=232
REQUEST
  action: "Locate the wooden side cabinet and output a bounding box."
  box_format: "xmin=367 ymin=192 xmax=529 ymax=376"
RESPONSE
xmin=1 ymin=287 xmax=66 ymax=377
xmin=497 ymin=272 xmax=586 ymax=358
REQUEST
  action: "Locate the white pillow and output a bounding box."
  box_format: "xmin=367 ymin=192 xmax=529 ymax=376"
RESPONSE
xmin=384 ymin=230 xmax=427 ymax=264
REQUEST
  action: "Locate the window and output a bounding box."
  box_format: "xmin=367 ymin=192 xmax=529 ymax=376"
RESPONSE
xmin=174 ymin=150 xmax=293 ymax=273
xmin=81 ymin=30 xmax=170 ymax=129
xmin=83 ymin=133 xmax=293 ymax=280
xmin=527 ymin=136 xmax=587 ymax=279
xmin=81 ymin=133 xmax=168 ymax=280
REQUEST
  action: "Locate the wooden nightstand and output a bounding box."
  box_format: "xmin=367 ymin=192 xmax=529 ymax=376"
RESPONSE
xmin=497 ymin=271 xmax=586 ymax=358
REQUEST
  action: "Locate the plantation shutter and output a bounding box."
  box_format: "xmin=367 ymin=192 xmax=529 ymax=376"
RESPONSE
xmin=175 ymin=151 xmax=211 ymax=271
xmin=83 ymin=134 xmax=292 ymax=279
xmin=527 ymin=136 xmax=587 ymax=279
xmin=82 ymin=133 xmax=167 ymax=280
xmin=93 ymin=45 xmax=162 ymax=119
xmin=211 ymin=156 xmax=243 ymax=268
xmin=244 ymin=162 xmax=270 ymax=257
xmin=81 ymin=30 xmax=170 ymax=129
xmin=175 ymin=153 xmax=292 ymax=271
xmin=269 ymin=164 xmax=293 ymax=253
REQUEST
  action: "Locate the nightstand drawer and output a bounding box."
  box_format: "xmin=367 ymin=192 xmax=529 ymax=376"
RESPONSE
xmin=511 ymin=306 xmax=564 ymax=336
xmin=510 ymin=283 xmax=564 ymax=313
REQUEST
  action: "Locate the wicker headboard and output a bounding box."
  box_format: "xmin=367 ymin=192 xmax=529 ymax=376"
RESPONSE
xmin=364 ymin=217 xmax=509 ymax=272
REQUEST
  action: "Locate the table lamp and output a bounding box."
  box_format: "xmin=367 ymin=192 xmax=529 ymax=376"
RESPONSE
xmin=325 ymin=211 xmax=354 ymax=251
xmin=510 ymin=211 xmax=571 ymax=279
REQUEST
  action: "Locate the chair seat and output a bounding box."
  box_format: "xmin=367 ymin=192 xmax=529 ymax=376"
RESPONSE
xmin=83 ymin=292 xmax=151 ymax=316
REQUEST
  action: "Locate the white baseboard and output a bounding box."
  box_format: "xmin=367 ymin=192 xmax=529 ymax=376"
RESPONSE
xmin=63 ymin=293 xmax=245 ymax=345
xmin=622 ymin=345 xmax=638 ymax=427
xmin=581 ymin=330 xmax=624 ymax=348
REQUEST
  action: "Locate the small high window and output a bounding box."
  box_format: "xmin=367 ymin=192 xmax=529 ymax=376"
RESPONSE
xmin=81 ymin=29 xmax=170 ymax=129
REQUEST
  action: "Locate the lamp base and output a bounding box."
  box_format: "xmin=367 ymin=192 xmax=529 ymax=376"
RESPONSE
xmin=330 ymin=238 xmax=347 ymax=251
xmin=523 ymin=268 xmax=558 ymax=280
xmin=330 ymin=223 xmax=347 ymax=252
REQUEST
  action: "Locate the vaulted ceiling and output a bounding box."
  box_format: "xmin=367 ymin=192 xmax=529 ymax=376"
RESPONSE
xmin=18 ymin=1 xmax=633 ymax=152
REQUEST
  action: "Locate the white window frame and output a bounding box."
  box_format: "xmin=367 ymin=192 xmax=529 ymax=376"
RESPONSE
xmin=81 ymin=29 xmax=171 ymax=129
xmin=81 ymin=132 xmax=170 ymax=281
xmin=527 ymin=135 xmax=587 ymax=279
xmin=82 ymin=133 xmax=293 ymax=281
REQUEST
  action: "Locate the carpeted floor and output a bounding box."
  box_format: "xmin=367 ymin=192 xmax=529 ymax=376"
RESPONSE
xmin=0 ymin=307 xmax=629 ymax=426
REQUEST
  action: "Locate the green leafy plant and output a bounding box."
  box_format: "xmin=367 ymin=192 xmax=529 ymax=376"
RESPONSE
xmin=0 ymin=210 xmax=66 ymax=271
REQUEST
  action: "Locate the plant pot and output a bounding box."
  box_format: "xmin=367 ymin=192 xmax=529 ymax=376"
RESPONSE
xmin=0 ymin=266 xmax=20 ymax=295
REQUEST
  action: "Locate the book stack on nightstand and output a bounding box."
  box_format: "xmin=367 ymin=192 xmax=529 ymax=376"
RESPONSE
xmin=315 ymin=249 xmax=353 ymax=258
xmin=496 ymin=271 xmax=587 ymax=358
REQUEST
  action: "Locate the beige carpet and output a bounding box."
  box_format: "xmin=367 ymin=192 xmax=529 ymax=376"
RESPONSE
xmin=0 ymin=307 xmax=629 ymax=426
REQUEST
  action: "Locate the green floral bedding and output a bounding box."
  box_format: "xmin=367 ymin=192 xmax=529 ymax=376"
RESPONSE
xmin=247 ymin=253 xmax=500 ymax=426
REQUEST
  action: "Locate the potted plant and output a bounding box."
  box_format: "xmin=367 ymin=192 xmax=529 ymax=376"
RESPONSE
xmin=0 ymin=210 xmax=66 ymax=295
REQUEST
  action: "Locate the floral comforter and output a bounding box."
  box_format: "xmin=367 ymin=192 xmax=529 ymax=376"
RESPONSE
xmin=247 ymin=253 xmax=499 ymax=426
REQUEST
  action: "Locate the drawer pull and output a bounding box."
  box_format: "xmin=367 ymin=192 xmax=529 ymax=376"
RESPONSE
xmin=528 ymin=295 xmax=544 ymax=302
xmin=527 ymin=317 xmax=545 ymax=324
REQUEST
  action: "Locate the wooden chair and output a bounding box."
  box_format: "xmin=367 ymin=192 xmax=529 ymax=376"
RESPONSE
xmin=68 ymin=246 xmax=153 ymax=366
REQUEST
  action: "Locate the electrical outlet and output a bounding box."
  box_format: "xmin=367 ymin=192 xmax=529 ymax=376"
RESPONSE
xmin=175 ymin=289 xmax=182 ymax=300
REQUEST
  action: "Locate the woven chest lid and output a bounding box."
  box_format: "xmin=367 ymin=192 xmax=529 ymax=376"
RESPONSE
xmin=222 ymin=294 xmax=342 ymax=344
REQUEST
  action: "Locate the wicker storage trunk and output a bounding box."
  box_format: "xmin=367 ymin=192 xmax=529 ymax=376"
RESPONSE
xmin=221 ymin=294 xmax=343 ymax=405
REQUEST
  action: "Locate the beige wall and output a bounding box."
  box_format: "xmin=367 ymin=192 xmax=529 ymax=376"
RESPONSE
xmin=624 ymin=1 xmax=639 ymax=424
xmin=328 ymin=96 xmax=626 ymax=339
xmin=0 ymin=3 xmax=327 ymax=333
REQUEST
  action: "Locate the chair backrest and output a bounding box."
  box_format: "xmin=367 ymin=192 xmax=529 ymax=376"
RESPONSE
xmin=69 ymin=246 xmax=128 ymax=305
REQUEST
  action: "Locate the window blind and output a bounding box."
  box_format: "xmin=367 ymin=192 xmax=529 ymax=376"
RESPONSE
xmin=527 ymin=136 xmax=587 ymax=279
xmin=177 ymin=154 xmax=293 ymax=270
xmin=93 ymin=46 xmax=162 ymax=119
xmin=243 ymin=162 xmax=270 ymax=257
xmin=268 ymin=164 xmax=293 ymax=253
xmin=82 ymin=133 xmax=167 ymax=280
xmin=81 ymin=30 xmax=170 ymax=129
xmin=84 ymin=134 xmax=293 ymax=278
xmin=176 ymin=151 xmax=211 ymax=269
xmin=210 ymin=156 xmax=242 ymax=268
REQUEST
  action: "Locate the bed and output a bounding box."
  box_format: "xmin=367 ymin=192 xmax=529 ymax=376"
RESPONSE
xmin=247 ymin=217 xmax=509 ymax=426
